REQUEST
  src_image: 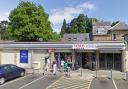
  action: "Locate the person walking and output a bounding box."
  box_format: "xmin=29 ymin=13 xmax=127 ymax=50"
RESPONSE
xmin=42 ymin=57 xmax=49 ymax=75
xmin=64 ymin=61 xmax=68 ymax=76
xmin=53 ymin=60 xmax=57 ymax=75
xmin=61 ymin=59 xmax=64 ymax=72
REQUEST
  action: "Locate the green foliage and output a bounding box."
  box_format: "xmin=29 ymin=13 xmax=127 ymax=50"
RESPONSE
xmin=0 ymin=21 xmax=10 ymax=40
xmin=60 ymin=19 xmax=67 ymax=37
xmin=60 ymin=14 xmax=97 ymax=34
xmin=111 ymin=21 xmax=119 ymax=26
xmin=50 ymin=32 xmax=61 ymax=41
xmin=8 ymin=1 xmax=60 ymax=41
xmin=67 ymin=18 xmax=78 ymax=33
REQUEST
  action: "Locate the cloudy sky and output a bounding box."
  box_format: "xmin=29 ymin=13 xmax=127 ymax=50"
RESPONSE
xmin=0 ymin=0 xmax=128 ymax=32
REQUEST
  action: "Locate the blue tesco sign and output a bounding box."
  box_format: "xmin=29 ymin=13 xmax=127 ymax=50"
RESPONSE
xmin=20 ymin=50 xmax=28 ymax=63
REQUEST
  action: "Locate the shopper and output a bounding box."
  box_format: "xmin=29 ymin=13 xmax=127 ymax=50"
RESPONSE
xmin=61 ymin=59 xmax=64 ymax=71
xmin=53 ymin=60 xmax=57 ymax=75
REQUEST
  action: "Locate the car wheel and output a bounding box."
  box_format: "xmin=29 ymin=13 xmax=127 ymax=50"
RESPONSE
xmin=0 ymin=77 xmax=5 ymax=85
xmin=20 ymin=71 xmax=25 ymax=77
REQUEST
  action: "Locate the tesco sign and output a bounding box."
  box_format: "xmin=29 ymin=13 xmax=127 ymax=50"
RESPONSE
xmin=72 ymin=44 xmax=97 ymax=49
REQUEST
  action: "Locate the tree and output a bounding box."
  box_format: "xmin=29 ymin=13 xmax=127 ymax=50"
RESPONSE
xmin=67 ymin=18 xmax=78 ymax=33
xmin=0 ymin=21 xmax=10 ymax=40
xmin=111 ymin=21 xmax=119 ymax=26
xmin=60 ymin=19 xmax=67 ymax=37
xmin=50 ymin=32 xmax=61 ymax=41
xmin=8 ymin=1 xmax=58 ymax=41
xmin=60 ymin=14 xmax=95 ymax=34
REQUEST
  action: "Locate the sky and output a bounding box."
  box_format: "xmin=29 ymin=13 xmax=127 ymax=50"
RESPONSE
xmin=0 ymin=0 xmax=128 ymax=32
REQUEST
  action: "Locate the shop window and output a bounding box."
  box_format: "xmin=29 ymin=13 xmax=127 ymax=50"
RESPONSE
xmin=85 ymin=38 xmax=88 ymax=41
xmin=68 ymin=38 xmax=71 ymax=41
xmin=73 ymin=38 xmax=77 ymax=41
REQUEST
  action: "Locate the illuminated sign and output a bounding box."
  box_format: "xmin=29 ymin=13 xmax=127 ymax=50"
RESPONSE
xmin=72 ymin=44 xmax=97 ymax=49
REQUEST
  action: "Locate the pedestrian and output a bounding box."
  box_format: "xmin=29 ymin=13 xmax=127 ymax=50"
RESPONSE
xmin=61 ymin=59 xmax=64 ymax=72
xmin=46 ymin=58 xmax=50 ymax=72
xmin=42 ymin=57 xmax=49 ymax=75
xmin=53 ymin=60 xmax=57 ymax=75
xmin=64 ymin=61 xmax=68 ymax=76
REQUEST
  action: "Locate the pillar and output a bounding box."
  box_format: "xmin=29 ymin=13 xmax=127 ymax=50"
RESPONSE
xmin=0 ymin=49 xmax=2 ymax=64
xmin=88 ymin=53 xmax=92 ymax=69
xmin=50 ymin=50 xmax=55 ymax=69
xmin=72 ymin=49 xmax=76 ymax=69
xmin=96 ymin=50 xmax=99 ymax=70
xmin=14 ymin=49 xmax=18 ymax=65
xmin=122 ymin=50 xmax=126 ymax=72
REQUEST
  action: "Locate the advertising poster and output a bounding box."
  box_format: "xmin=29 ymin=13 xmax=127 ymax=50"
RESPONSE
xmin=20 ymin=50 xmax=28 ymax=63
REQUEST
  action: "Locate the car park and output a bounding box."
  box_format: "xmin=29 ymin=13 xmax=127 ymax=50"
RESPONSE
xmin=0 ymin=64 xmax=25 ymax=85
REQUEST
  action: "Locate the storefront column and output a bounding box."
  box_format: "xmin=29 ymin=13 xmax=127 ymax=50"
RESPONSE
xmin=89 ymin=53 xmax=92 ymax=69
xmin=0 ymin=49 xmax=2 ymax=64
xmin=122 ymin=50 xmax=126 ymax=72
xmin=14 ymin=49 xmax=18 ymax=65
xmin=50 ymin=51 xmax=55 ymax=69
xmin=31 ymin=49 xmax=34 ymax=68
xmin=72 ymin=49 xmax=76 ymax=69
xmin=96 ymin=51 xmax=99 ymax=70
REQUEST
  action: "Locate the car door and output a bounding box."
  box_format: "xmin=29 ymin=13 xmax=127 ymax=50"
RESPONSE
xmin=9 ymin=65 xmax=21 ymax=77
xmin=2 ymin=66 xmax=13 ymax=80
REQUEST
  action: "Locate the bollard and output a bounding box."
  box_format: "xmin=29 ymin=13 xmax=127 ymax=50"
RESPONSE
xmin=111 ymin=69 xmax=112 ymax=79
xmin=96 ymin=69 xmax=97 ymax=78
xmin=67 ymin=67 xmax=70 ymax=76
xmin=126 ymin=71 xmax=128 ymax=81
xmin=80 ymin=68 xmax=82 ymax=77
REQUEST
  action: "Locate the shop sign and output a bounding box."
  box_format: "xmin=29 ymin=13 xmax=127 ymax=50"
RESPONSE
xmin=72 ymin=44 xmax=97 ymax=49
xmin=20 ymin=50 xmax=28 ymax=63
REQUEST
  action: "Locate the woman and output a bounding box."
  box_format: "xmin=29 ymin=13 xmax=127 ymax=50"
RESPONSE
xmin=53 ymin=60 xmax=57 ymax=75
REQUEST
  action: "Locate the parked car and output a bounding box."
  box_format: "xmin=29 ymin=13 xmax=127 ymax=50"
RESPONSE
xmin=0 ymin=64 xmax=25 ymax=84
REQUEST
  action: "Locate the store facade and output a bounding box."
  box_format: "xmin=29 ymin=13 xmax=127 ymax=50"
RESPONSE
xmin=0 ymin=41 xmax=126 ymax=73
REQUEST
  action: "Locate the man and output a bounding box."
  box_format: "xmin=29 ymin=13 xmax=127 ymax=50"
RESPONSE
xmin=42 ymin=57 xmax=49 ymax=75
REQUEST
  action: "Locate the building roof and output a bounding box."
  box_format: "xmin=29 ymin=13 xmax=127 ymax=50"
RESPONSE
xmin=62 ymin=33 xmax=90 ymax=42
xmin=110 ymin=22 xmax=128 ymax=30
xmin=93 ymin=21 xmax=111 ymax=26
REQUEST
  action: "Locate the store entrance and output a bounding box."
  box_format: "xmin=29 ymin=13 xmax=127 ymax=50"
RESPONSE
xmin=76 ymin=52 xmax=96 ymax=70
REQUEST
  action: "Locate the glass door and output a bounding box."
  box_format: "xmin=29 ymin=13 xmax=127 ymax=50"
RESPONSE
xmin=107 ymin=53 xmax=113 ymax=70
xmin=99 ymin=53 xmax=106 ymax=69
xmin=114 ymin=53 xmax=121 ymax=71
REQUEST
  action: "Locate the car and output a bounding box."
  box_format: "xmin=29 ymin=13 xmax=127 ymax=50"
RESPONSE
xmin=0 ymin=64 xmax=25 ymax=85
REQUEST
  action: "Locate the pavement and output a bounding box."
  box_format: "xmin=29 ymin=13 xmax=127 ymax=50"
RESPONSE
xmin=71 ymin=69 xmax=126 ymax=79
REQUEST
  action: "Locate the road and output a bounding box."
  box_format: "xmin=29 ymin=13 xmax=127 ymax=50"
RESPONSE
xmin=90 ymin=78 xmax=116 ymax=89
xmin=114 ymin=79 xmax=128 ymax=89
xmin=46 ymin=76 xmax=92 ymax=89
xmin=0 ymin=74 xmax=61 ymax=89
xmin=20 ymin=74 xmax=61 ymax=89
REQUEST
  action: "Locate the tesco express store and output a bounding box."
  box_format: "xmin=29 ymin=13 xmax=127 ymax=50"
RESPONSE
xmin=0 ymin=41 xmax=126 ymax=73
